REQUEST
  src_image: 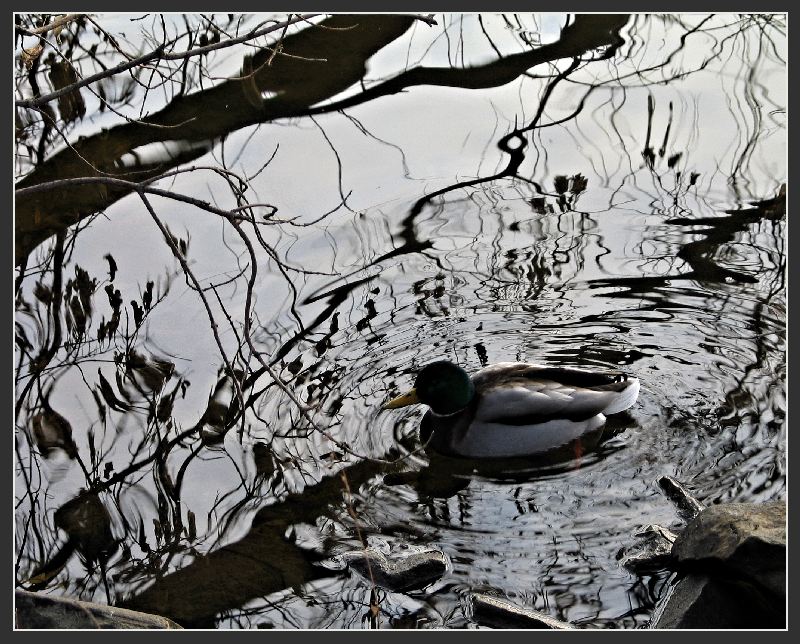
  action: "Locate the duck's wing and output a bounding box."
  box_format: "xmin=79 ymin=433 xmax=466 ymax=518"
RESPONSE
xmin=471 ymin=363 xmax=638 ymax=423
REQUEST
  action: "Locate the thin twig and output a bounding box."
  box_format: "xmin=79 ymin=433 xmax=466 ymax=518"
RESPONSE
xmin=340 ymin=471 xmax=380 ymax=627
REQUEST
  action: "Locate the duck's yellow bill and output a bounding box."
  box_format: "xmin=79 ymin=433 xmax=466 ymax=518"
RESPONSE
xmin=382 ymin=388 xmax=420 ymax=409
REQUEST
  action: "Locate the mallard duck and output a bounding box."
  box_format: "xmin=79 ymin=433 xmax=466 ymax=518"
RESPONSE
xmin=382 ymin=361 xmax=639 ymax=458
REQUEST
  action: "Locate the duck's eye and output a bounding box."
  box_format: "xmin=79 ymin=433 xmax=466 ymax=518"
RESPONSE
xmin=614 ymin=374 xmax=627 ymax=383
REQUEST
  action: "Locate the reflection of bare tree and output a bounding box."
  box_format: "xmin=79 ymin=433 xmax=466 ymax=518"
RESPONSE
xmin=14 ymin=13 xmax=444 ymax=623
xmin=15 ymin=14 xmax=424 ymax=263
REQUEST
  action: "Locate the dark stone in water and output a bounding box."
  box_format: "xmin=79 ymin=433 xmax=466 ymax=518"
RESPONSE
xmin=651 ymin=574 xmax=783 ymax=630
xmin=618 ymin=524 xmax=678 ymax=574
xmin=466 ymin=593 xmax=576 ymax=629
xmin=342 ymin=547 xmax=449 ymax=592
xmin=651 ymin=501 xmax=786 ymax=629
xmin=657 ymin=475 xmax=705 ymax=523
xmin=15 ymin=589 xmax=182 ymax=629
xmin=671 ymin=501 xmax=786 ymax=599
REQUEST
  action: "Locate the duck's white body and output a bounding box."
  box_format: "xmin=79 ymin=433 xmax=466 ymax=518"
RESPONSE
xmin=420 ymin=362 xmax=640 ymax=458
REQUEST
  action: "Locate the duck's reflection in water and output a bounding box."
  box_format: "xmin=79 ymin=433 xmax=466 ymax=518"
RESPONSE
xmin=385 ymin=412 xmax=636 ymax=499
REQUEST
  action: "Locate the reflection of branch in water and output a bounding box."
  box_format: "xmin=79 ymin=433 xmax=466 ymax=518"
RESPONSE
xmin=15 ymin=232 xmax=66 ymax=420
xmin=303 ymin=15 xmax=629 ymax=118
xmin=119 ymin=455 xmax=393 ymax=626
xmin=339 ymin=112 xmax=413 ymax=179
xmin=16 ymin=14 xmax=323 ymax=110
xmin=233 ymin=208 xmax=385 ymax=463
xmin=14 ymin=167 xmax=286 ymax=590
xmin=383 ymin=14 xmax=631 ymax=270
xmin=14 ymin=14 xmax=633 ymax=269
xmin=309 ymin=115 xmax=354 ymax=214
xmin=17 ymin=164 xmax=333 ymax=453
xmin=15 ymin=14 xmax=420 ymax=264
xmin=139 ymin=191 xmax=245 ymax=433
xmin=590 ymin=187 xmax=785 ymax=296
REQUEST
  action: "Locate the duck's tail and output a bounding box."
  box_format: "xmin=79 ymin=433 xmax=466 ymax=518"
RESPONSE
xmin=601 ymin=377 xmax=640 ymax=415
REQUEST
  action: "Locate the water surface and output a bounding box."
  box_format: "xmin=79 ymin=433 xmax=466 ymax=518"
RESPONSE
xmin=14 ymin=12 xmax=785 ymax=629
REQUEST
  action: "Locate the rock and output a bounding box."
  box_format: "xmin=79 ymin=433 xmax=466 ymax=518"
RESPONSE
xmin=650 ymin=501 xmax=786 ymax=629
xmin=657 ymin=475 xmax=705 ymax=523
xmin=466 ymin=593 xmax=576 ymax=629
xmin=618 ymin=524 xmax=678 ymax=573
xmin=671 ymin=501 xmax=785 ymax=598
xmin=650 ymin=573 xmax=783 ymax=629
xmin=342 ymin=547 xmax=450 ymax=592
xmin=15 ymin=590 xmax=182 ymax=629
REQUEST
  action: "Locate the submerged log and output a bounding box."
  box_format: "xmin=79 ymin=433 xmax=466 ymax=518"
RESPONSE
xmin=466 ymin=593 xmax=576 ymax=629
xmin=15 ymin=590 xmax=182 ymax=629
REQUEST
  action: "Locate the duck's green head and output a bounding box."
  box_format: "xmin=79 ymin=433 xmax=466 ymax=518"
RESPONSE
xmin=383 ymin=361 xmax=475 ymax=415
